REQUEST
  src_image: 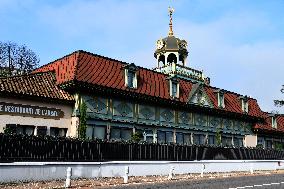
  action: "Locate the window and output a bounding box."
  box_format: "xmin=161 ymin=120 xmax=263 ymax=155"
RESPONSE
xmin=265 ymin=140 xmax=272 ymax=149
xmin=222 ymin=136 xmax=232 ymax=146
xmin=121 ymin=129 xmax=132 ymax=140
xmin=86 ymin=125 xmax=106 ymax=140
xmin=193 ymin=134 xmax=205 ymax=145
xmin=257 ymin=137 xmax=264 ymax=146
xmin=214 ymin=89 xmax=225 ymax=108
xmin=157 ymin=130 xmax=173 ymax=144
xmin=158 ymin=131 xmax=166 ymax=143
xmin=172 ymin=82 xmax=178 ymax=97
xmin=176 ymin=133 xmax=191 ymax=145
xmin=6 ymin=124 xmax=35 ymax=135
xmin=166 ymin=132 xmax=173 ymax=143
xmin=208 ymin=135 xmax=215 ymax=145
xmin=127 ymin=71 xmax=135 ymax=88
xmin=272 ymin=116 xmax=277 ymax=129
xmin=5 ymin=124 xmax=17 ymax=134
xmin=233 ymin=137 xmax=243 ymax=147
xmin=184 ymin=133 xmax=191 ymax=145
xmin=240 ymin=96 xmax=249 ymax=113
xmin=50 ymin=127 xmax=67 ymax=137
xmin=124 ymin=63 xmax=138 ymax=89
xmin=170 ymin=80 xmax=179 ymax=98
xmin=218 ymin=92 xmax=225 ymax=108
xmin=176 ymin=133 xmax=184 ymax=145
xmin=110 ymin=127 xmax=132 ymax=141
xmin=37 ymin=126 xmax=47 ymax=136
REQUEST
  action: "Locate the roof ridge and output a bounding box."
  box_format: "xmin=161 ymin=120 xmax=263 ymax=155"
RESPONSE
xmin=76 ymin=50 xmax=129 ymax=65
xmin=74 ymin=50 xmax=174 ymax=78
xmin=205 ymin=84 xmax=258 ymax=101
xmin=0 ymin=70 xmax=54 ymax=80
xmin=34 ymin=50 xmax=80 ymax=71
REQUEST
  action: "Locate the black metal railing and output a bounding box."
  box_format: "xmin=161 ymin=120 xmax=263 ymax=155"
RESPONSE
xmin=0 ymin=134 xmax=283 ymax=162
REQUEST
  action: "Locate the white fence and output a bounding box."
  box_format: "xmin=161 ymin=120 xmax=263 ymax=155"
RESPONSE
xmin=1 ymin=160 xmax=284 ymax=183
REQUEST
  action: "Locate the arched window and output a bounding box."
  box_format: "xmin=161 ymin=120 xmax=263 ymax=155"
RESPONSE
xmin=158 ymin=55 xmax=165 ymax=66
xmin=167 ymin=53 xmax=177 ymax=63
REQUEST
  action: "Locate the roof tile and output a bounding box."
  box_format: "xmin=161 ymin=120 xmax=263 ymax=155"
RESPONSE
xmin=0 ymin=72 xmax=74 ymax=102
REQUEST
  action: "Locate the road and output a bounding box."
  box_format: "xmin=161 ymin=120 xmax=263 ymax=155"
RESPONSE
xmin=108 ymin=173 xmax=284 ymax=189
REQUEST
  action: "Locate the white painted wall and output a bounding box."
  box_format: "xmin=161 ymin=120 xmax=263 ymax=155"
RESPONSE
xmin=245 ymin=135 xmax=257 ymax=147
xmin=0 ymin=97 xmax=75 ymax=136
xmin=0 ymin=160 xmax=283 ymax=183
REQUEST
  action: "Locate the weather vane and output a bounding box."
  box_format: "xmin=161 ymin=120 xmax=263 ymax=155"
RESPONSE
xmin=168 ymin=6 xmax=174 ymax=36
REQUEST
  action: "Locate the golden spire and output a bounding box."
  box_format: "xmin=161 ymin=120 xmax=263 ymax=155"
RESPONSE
xmin=168 ymin=6 xmax=174 ymax=36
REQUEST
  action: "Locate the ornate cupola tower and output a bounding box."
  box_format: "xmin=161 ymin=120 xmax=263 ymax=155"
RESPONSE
xmin=154 ymin=7 xmax=210 ymax=85
xmin=154 ymin=7 xmax=188 ymax=67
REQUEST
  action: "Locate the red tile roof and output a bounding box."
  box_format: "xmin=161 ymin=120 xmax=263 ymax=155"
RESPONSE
xmin=254 ymin=112 xmax=284 ymax=134
xmin=0 ymin=72 xmax=74 ymax=103
xmin=35 ymin=50 xmax=282 ymax=128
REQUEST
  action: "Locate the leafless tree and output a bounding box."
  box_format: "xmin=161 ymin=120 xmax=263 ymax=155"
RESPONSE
xmin=274 ymin=85 xmax=284 ymax=107
xmin=0 ymin=41 xmax=40 ymax=76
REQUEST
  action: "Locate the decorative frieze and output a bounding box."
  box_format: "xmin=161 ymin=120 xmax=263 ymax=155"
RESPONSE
xmin=179 ymin=111 xmax=191 ymax=125
xmin=113 ymin=100 xmax=134 ymax=118
xmin=194 ymin=114 xmax=207 ymax=127
xmin=160 ymin=108 xmax=174 ymax=123
xmin=139 ymin=105 xmax=155 ymax=120
xmin=84 ymin=96 xmax=108 ymax=114
xmin=82 ymin=95 xmax=253 ymax=137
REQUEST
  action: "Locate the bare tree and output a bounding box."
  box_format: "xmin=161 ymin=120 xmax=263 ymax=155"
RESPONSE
xmin=0 ymin=41 xmax=40 ymax=76
xmin=274 ymin=85 xmax=284 ymax=107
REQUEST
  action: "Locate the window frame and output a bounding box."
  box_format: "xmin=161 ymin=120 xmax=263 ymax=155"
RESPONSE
xmin=169 ymin=79 xmax=179 ymax=98
xmin=218 ymin=92 xmax=225 ymax=108
xmin=240 ymin=96 xmax=249 ymax=113
xmin=124 ymin=63 xmax=138 ymax=89
xmin=272 ymin=116 xmax=277 ymax=129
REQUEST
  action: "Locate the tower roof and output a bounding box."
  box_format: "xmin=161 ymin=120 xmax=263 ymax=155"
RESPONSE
xmin=154 ymin=7 xmax=188 ymax=58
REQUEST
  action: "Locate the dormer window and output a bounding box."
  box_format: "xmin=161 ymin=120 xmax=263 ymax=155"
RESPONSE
xmin=168 ymin=76 xmax=179 ymax=98
xmin=270 ymin=114 xmax=277 ymax=129
xmin=214 ymin=89 xmax=225 ymax=108
xmin=240 ymin=96 xmax=249 ymax=113
xmin=127 ymin=71 xmax=135 ymax=88
xmin=172 ymin=82 xmax=178 ymax=97
xmin=124 ymin=63 xmax=138 ymax=89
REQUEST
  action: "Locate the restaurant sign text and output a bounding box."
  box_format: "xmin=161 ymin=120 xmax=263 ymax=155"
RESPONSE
xmin=0 ymin=102 xmax=64 ymax=119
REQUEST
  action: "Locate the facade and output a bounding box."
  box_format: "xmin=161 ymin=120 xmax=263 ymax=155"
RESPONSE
xmin=0 ymin=9 xmax=283 ymax=149
xmin=0 ymin=72 xmax=75 ymax=137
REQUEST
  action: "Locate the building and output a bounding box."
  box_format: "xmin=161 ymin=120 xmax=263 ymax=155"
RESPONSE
xmin=0 ymin=8 xmax=283 ymax=149
xmin=0 ymin=72 xmax=75 ymax=136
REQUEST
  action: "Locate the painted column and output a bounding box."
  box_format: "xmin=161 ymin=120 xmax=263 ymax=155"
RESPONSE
xmin=71 ymin=93 xmax=80 ymax=138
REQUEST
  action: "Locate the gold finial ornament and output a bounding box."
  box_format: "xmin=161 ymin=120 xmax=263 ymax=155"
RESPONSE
xmin=168 ymin=6 xmax=174 ymax=36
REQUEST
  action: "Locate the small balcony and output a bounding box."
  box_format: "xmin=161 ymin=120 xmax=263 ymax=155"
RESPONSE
xmin=154 ymin=63 xmax=210 ymax=85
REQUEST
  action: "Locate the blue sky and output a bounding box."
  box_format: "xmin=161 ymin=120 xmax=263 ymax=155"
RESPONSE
xmin=1 ymin=0 xmax=284 ymax=113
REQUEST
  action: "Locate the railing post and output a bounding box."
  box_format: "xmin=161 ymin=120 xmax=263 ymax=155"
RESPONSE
xmin=250 ymin=163 xmax=254 ymax=174
xmin=123 ymin=166 xmax=129 ymax=183
xmin=168 ymin=166 xmax=174 ymax=180
xmin=201 ymin=164 xmax=205 ymax=177
xmin=65 ymin=167 xmax=72 ymax=188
